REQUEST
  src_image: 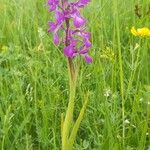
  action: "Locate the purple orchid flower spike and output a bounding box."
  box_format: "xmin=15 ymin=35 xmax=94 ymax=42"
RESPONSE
xmin=47 ymin=0 xmax=92 ymax=64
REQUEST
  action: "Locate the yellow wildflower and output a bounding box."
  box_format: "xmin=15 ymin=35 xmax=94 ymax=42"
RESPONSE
xmin=1 ymin=45 xmax=8 ymax=53
xmin=100 ymin=47 xmax=115 ymax=62
xmin=131 ymin=27 xmax=150 ymax=37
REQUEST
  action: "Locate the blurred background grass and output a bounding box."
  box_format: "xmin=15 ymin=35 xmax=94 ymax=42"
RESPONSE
xmin=0 ymin=0 xmax=150 ymax=149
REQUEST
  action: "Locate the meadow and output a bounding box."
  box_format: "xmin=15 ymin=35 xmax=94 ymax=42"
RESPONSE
xmin=0 ymin=0 xmax=150 ymax=149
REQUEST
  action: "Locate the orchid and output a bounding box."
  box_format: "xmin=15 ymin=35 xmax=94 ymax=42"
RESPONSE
xmin=48 ymin=0 xmax=92 ymax=63
xmin=47 ymin=0 xmax=92 ymax=149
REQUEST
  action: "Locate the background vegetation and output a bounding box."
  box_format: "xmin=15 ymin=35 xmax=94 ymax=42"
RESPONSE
xmin=0 ymin=0 xmax=150 ymax=149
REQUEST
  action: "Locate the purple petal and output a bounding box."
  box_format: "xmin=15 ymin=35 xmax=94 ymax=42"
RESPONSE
xmin=83 ymin=32 xmax=91 ymax=39
xmin=84 ymin=54 xmax=93 ymax=64
xmin=64 ymin=45 xmax=75 ymax=58
xmin=74 ymin=15 xmax=86 ymax=28
xmin=76 ymin=0 xmax=90 ymax=7
xmin=80 ymin=49 xmax=88 ymax=54
xmin=81 ymin=31 xmax=91 ymax=47
xmin=53 ymin=33 xmax=59 ymax=45
xmin=50 ymin=5 xmax=56 ymax=11
xmin=48 ymin=22 xmax=57 ymax=32
xmin=84 ymin=40 xmax=91 ymax=48
xmin=47 ymin=0 xmax=59 ymax=11
xmin=70 ymin=39 xmax=78 ymax=46
xmin=56 ymin=11 xmax=65 ymax=23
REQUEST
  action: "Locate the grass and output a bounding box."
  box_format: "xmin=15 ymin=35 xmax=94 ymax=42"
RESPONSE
xmin=0 ymin=0 xmax=150 ymax=149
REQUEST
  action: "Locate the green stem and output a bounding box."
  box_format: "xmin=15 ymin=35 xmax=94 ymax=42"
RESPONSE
xmin=114 ymin=0 xmax=125 ymax=148
xmin=62 ymin=58 xmax=77 ymax=150
xmin=68 ymin=93 xmax=89 ymax=149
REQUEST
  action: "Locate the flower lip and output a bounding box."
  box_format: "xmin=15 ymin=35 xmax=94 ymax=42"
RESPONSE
xmin=73 ymin=15 xmax=87 ymax=28
xmin=56 ymin=11 xmax=65 ymax=23
xmin=84 ymin=54 xmax=93 ymax=64
xmin=48 ymin=22 xmax=57 ymax=32
xmin=64 ymin=45 xmax=77 ymax=58
xmin=84 ymin=39 xmax=91 ymax=48
xmin=48 ymin=0 xmax=59 ymax=11
xmin=53 ymin=33 xmax=59 ymax=45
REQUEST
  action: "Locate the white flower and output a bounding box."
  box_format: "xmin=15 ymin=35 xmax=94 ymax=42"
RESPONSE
xmin=124 ymin=119 xmax=130 ymax=124
xmin=104 ymin=88 xmax=112 ymax=97
xmin=38 ymin=27 xmax=46 ymax=39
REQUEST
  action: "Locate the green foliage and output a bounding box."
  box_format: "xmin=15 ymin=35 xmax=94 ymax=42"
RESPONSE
xmin=0 ymin=0 xmax=150 ymax=149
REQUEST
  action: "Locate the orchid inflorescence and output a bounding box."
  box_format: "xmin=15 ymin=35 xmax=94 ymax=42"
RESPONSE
xmin=47 ymin=0 xmax=92 ymax=64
